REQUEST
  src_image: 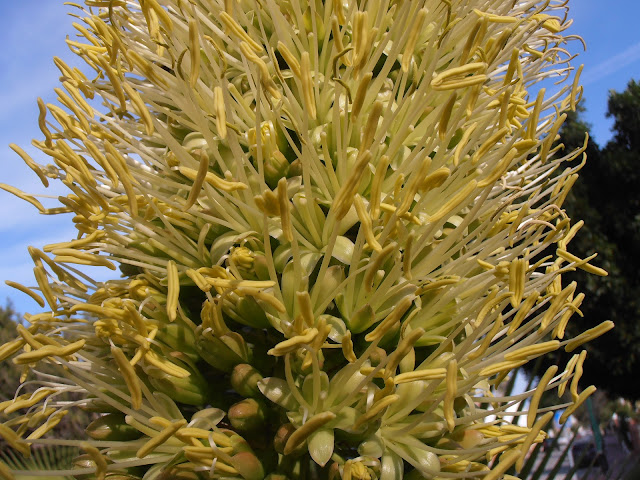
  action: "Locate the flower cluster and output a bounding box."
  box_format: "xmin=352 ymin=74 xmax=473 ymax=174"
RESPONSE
xmin=0 ymin=0 xmax=613 ymax=479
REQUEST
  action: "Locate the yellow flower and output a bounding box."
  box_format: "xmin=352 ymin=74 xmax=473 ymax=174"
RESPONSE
xmin=0 ymin=1 xmax=610 ymax=479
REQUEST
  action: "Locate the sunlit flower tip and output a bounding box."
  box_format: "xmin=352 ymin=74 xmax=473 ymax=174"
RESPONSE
xmin=0 ymin=0 xmax=609 ymax=478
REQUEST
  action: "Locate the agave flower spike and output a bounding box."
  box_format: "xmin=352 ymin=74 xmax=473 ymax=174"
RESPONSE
xmin=0 ymin=0 xmax=613 ymax=479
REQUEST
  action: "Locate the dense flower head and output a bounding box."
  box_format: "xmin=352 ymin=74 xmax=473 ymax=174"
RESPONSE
xmin=0 ymin=0 xmax=613 ymax=479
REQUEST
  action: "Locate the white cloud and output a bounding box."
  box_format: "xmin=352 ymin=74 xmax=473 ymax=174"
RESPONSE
xmin=582 ymin=42 xmax=640 ymax=86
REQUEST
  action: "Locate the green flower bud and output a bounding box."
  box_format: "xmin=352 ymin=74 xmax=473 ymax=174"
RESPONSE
xmin=148 ymin=369 xmax=210 ymax=405
xmin=381 ymin=452 xmax=404 ymax=480
xmin=310 ymin=266 xmax=345 ymax=313
xmin=302 ymin=7 xmax=325 ymax=40
xmin=228 ymin=398 xmax=267 ymax=432
xmin=80 ymin=397 xmax=121 ymax=414
xmin=195 ymin=327 xmax=252 ymax=372
xmin=181 ymin=131 xmax=209 ymax=153
xmin=235 ymin=295 xmax=272 ymax=329
xmin=273 ymin=423 xmax=305 ymax=457
xmin=72 ymin=455 xmax=97 ymax=480
xmin=86 ymin=413 xmax=143 ymax=441
xmin=230 ymin=451 xmax=265 ymax=480
xmin=156 ymin=322 xmax=199 ymax=362
xmin=231 ymin=363 xmax=264 ymax=398
xmin=345 ymin=304 xmax=375 ymax=333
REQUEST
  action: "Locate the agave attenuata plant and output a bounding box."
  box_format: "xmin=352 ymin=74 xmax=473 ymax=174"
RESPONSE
xmin=0 ymin=0 xmax=612 ymax=479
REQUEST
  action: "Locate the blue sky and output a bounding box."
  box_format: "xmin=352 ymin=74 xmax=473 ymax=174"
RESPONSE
xmin=1 ymin=1 xmax=639 ymax=315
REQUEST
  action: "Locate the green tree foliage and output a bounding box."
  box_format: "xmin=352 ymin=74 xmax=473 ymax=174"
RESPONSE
xmin=1 ymin=302 xmax=91 ymax=450
xmin=1 ymin=302 xmax=22 ymax=402
xmin=541 ymin=80 xmax=640 ymax=400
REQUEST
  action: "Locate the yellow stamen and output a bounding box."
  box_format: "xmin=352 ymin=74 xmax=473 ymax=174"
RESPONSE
xmin=137 ymin=419 xmax=187 ymax=458
xmin=474 ymin=292 xmax=511 ymax=328
xmin=27 ymin=410 xmax=67 ymax=441
xmin=166 ymin=260 xmax=179 ymax=322
xmin=278 ymin=177 xmax=293 ymax=242
xmin=0 ymin=339 xmax=26 ymax=363
xmin=268 ymin=328 xmax=319 ymax=356
xmin=472 ymin=127 xmax=510 ymax=165
xmin=213 ymin=86 xmax=227 ymax=139
xmin=468 ymin=315 xmax=504 ymax=360
xmin=122 ymin=82 xmax=154 ymax=136
xmin=296 ymin=291 xmax=315 ymax=328
xmin=4 ymin=281 xmax=45 ymax=308
xmin=277 ymin=41 xmax=301 ymax=77
xmin=183 ymin=150 xmax=209 ymax=211
xmin=300 ymin=52 xmax=316 ymax=120
xmin=283 ymin=412 xmax=336 ymax=455
xmin=559 ymin=353 xmax=580 ymax=397
xmin=220 ymin=12 xmax=262 ymax=53
xmin=479 ymin=360 xmax=527 ymax=377
xmin=478 ymin=148 xmax=518 ymax=188
xmin=80 ymin=443 xmax=107 ymax=480
xmin=332 ymin=150 xmax=372 ymax=220
xmin=351 ymin=11 xmax=369 ymax=72
xmin=394 ymin=368 xmax=447 ymax=384
xmin=341 ymin=331 xmax=357 ymax=363
xmin=354 ymin=195 xmax=382 ymax=252
xmin=554 ymin=292 xmax=585 ymax=339
xmin=351 ymin=72 xmax=373 ymax=119
xmin=420 ymin=167 xmax=450 ymax=192
xmin=556 ymin=249 xmax=608 ymax=276
xmin=179 ymin=165 xmax=246 ymax=192
xmin=144 ymin=350 xmax=191 ymax=378
xmin=365 ymin=296 xmax=413 ymax=342
xmin=9 ymin=144 xmax=48 ymax=187
xmin=416 ymin=277 xmax=460 ymax=294
xmin=0 ymin=184 xmax=44 ymax=213
xmin=508 ymin=290 xmax=540 ymax=334
xmin=439 ymin=93 xmax=457 ymax=141
xmin=4 ymin=389 xmax=56 ymax=415
xmin=52 ymin=248 xmax=116 ymax=270
xmin=13 ymin=339 xmax=85 ymax=365
xmin=385 ymin=328 xmax=425 ymax=375
xmin=517 ymin=412 xmax=553 ymax=472
xmin=559 ymin=386 xmax=596 ymax=424
xmin=238 ymin=289 xmax=286 ymax=313
xmin=570 ymin=64 xmax=584 ymax=112
xmin=188 ymin=19 xmax=200 ymax=88
xmin=508 ymin=258 xmax=526 ymax=307
xmin=482 ymin=449 xmax=520 ymax=480
xmin=504 ymin=340 xmax=560 ymax=362
xmin=541 ymin=280 xmax=576 ymax=330
xmin=431 ymin=63 xmax=488 ymax=91
xmin=428 ymin=180 xmax=478 ymax=224
xmin=353 ymin=395 xmax=399 ymax=429
xmin=363 ymin=242 xmax=395 ymax=292
xmin=37 ymin=98 xmax=54 ymax=148
xmin=0 ymin=424 xmax=30 ymax=457
xmin=112 ymin=345 xmax=143 ymax=409
xmin=527 ymin=88 xmax=545 ymax=140
xmin=570 ymin=350 xmax=587 ymax=402
xmin=444 ymin=359 xmax=458 ymax=432
xmin=402 ymin=8 xmax=427 ymax=72
xmin=403 ymin=232 xmax=414 ymax=280
xmin=370 ymin=154 xmax=390 ymax=220
xmin=239 ymin=42 xmax=280 ymax=99
xmin=527 ymin=366 xmax=558 ymax=428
